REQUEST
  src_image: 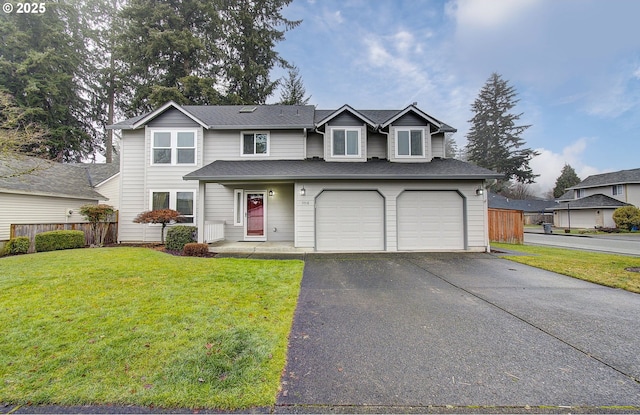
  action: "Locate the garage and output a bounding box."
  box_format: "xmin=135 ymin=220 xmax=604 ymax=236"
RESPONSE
xmin=397 ymin=190 xmax=465 ymax=250
xmin=316 ymin=190 xmax=385 ymax=251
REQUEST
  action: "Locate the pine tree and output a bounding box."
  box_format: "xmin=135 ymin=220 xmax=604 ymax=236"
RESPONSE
xmin=278 ymin=66 xmax=311 ymax=105
xmin=553 ymin=164 xmax=581 ymax=198
xmin=444 ymin=134 xmax=458 ymax=159
xmin=465 ymin=73 xmax=538 ymax=192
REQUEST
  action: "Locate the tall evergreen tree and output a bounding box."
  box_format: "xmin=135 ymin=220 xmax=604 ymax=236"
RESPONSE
xmin=553 ymin=164 xmax=581 ymax=198
xmin=221 ymin=0 xmax=301 ymax=104
xmin=0 ymin=3 xmax=99 ymax=161
xmin=444 ymin=134 xmax=459 ymax=159
xmin=465 ymin=73 xmax=538 ymax=192
xmin=278 ymin=65 xmax=310 ymax=105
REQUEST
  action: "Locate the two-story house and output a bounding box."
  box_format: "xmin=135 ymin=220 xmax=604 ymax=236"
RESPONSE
xmin=109 ymin=101 xmax=502 ymax=252
xmin=551 ymin=168 xmax=640 ymax=228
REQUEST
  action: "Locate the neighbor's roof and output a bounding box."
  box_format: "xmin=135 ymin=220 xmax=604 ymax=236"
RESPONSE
xmin=548 ymin=194 xmax=632 ymax=210
xmin=184 ymin=158 xmax=503 ymax=181
xmin=568 ymin=168 xmax=640 ymax=189
xmin=488 ymin=193 xmax=557 ymax=212
xmin=0 ymin=155 xmax=110 ymax=200
xmin=109 ymin=101 xmax=456 ymax=132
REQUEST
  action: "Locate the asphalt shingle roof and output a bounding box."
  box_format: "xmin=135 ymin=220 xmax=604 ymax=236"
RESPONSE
xmin=549 ymin=193 xmax=632 ymax=210
xmin=570 ymin=168 xmax=640 ymax=189
xmin=0 ymin=155 xmax=114 ymax=200
xmin=184 ymin=158 xmax=503 ymax=181
xmin=488 ymin=193 xmax=558 ymax=212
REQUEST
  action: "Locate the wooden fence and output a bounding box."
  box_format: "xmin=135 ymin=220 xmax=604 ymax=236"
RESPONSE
xmin=10 ymin=222 xmax=118 ymax=252
xmin=488 ymin=208 xmax=524 ymax=244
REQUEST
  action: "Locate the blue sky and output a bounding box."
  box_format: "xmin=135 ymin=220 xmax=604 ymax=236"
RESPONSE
xmin=272 ymin=0 xmax=640 ymax=195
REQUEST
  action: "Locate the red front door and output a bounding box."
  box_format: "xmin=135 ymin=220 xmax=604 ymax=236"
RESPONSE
xmin=246 ymin=193 xmax=265 ymax=237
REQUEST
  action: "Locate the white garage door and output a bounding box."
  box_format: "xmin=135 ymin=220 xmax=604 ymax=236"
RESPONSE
xmin=397 ymin=191 xmax=464 ymax=250
xmin=316 ymin=190 xmax=384 ymax=251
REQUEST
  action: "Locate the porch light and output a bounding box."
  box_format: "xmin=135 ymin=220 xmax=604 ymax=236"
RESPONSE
xmin=476 ymin=187 xmax=484 ymax=196
xmin=268 ymin=189 xmax=274 ymax=197
xmin=299 ymin=186 xmax=306 ymax=196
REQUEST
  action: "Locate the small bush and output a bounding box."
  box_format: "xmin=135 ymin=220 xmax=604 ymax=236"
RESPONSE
xmin=166 ymin=226 xmax=197 ymax=251
xmin=183 ymin=243 xmax=210 ymax=257
xmin=35 ymin=230 xmax=85 ymax=252
xmin=4 ymin=237 xmax=30 ymax=255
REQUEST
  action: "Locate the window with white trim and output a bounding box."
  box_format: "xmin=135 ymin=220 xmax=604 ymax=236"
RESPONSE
xmin=331 ymin=128 xmax=360 ymax=156
xmin=151 ymin=130 xmax=196 ymax=165
xmin=612 ymin=184 xmax=624 ymax=196
xmin=233 ymin=189 xmax=243 ymax=226
xmin=576 ymin=189 xmax=585 ymax=198
xmin=395 ymin=128 xmax=425 ymax=157
xmin=151 ymin=190 xmax=195 ymax=223
xmin=242 ymin=132 xmax=269 ymax=156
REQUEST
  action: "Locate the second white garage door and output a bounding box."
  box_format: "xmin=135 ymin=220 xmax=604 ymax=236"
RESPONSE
xmin=397 ymin=191 xmax=464 ymax=250
xmin=316 ymin=190 xmax=385 ymax=251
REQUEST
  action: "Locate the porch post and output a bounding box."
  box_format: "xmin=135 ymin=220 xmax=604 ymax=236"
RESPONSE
xmin=197 ymin=181 xmax=206 ymax=243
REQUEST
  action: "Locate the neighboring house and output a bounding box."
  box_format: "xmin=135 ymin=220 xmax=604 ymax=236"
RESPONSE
xmin=109 ymin=102 xmax=502 ymax=252
xmin=0 ymin=155 xmax=119 ymax=243
xmin=488 ymin=192 xmax=557 ymax=224
xmin=549 ymin=168 xmax=640 ymax=228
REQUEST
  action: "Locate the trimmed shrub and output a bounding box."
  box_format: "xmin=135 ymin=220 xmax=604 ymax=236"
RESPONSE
xmin=35 ymin=230 xmax=85 ymax=252
xmin=183 ymin=243 xmax=210 ymax=257
xmin=4 ymin=237 xmax=30 ymax=255
xmin=166 ymin=226 xmax=197 ymax=251
xmin=612 ymin=206 xmax=640 ymax=231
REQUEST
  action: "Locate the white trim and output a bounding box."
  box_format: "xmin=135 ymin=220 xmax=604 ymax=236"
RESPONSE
xmin=329 ymin=127 xmax=361 ymax=158
xmin=149 ymin=128 xmax=198 ymax=166
xmin=240 ymin=131 xmax=270 ymax=157
xmin=148 ymin=189 xmax=196 ymax=224
xmin=233 ymin=189 xmax=243 ymax=226
xmin=243 ymin=190 xmax=267 ymax=241
xmin=394 ymin=127 xmax=427 ymax=159
xmin=132 ymin=101 xmax=208 ymax=129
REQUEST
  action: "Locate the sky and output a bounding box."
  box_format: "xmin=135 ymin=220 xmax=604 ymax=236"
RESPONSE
xmin=271 ymin=0 xmax=640 ymax=196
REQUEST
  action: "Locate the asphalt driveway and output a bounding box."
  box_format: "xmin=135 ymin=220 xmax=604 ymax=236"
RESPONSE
xmin=277 ymin=253 xmax=640 ymax=410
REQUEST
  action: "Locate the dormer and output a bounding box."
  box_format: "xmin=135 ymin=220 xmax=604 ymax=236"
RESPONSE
xmin=381 ymin=105 xmax=456 ymax=163
xmin=315 ymin=105 xmax=377 ymax=162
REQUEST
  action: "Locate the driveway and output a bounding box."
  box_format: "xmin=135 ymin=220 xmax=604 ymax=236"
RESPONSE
xmin=277 ymin=253 xmax=640 ymax=410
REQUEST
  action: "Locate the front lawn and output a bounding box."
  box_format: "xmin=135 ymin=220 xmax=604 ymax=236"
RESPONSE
xmin=0 ymin=247 xmax=304 ymax=409
xmin=493 ymin=242 xmax=640 ymax=294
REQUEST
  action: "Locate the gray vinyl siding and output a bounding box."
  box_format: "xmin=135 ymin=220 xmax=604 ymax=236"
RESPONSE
xmin=294 ymin=180 xmax=488 ymax=252
xmin=118 ymin=129 xmax=146 ymax=242
xmin=204 ymin=129 xmax=305 ymax=162
xmin=147 ymin=108 xmax=200 ymax=128
xmin=392 ymin=113 xmax=428 ymax=126
xmin=96 ymin=174 xmax=120 ymax=210
xmin=326 ymin=112 xmax=366 ymax=126
xmin=432 ymin=133 xmax=445 ymax=158
xmin=367 ymin=132 xmax=387 ymax=159
xmin=0 ymin=192 xmax=96 ymax=241
xmin=306 ymin=133 xmax=324 ymax=158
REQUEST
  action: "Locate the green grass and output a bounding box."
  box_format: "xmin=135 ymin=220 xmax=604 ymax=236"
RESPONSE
xmin=0 ymin=247 xmax=304 ymax=409
xmin=493 ymin=242 xmax=640 ymax=293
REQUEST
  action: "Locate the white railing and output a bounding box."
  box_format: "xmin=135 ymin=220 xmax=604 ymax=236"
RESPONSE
xmin=204 ymin=220 xmax=225 ymax=243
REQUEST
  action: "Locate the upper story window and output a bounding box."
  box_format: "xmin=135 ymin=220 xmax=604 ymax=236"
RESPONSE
xmin=612 ymin=184 xmax=624 ymax=195
xmin=242 ymin=132 xmax=269 ymax=156
xmin=151 ymin=130 xmax=196 ymax=165
xmin=331 ymin=128 xmax=360 ymax=157
xmin=576 ymin=189 xmax=585 ymax=198
xmin=395 ymin=128 xmax=425 ymax=157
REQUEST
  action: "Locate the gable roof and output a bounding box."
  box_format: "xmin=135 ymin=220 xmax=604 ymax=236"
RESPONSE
xmin=184 ymin=158 xmax=503 ymax=182
xmin=488 ymin=192 xmax=557 ymax=212
xmin=569 ymin=168 xmax=640 ymax=189
xmin=0 ymin=155 xmax=110 ymax=200
xmin=109 ymin=102 xmax=456 ymax=132
xmin=109 ymin=102 xmax=316 ymax=130
xmin=548 ymin=193 xmax=632 ymax=210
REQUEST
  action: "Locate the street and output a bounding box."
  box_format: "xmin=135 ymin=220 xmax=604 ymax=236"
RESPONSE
xmin=524 ymin=231 xmax=640 ymax=256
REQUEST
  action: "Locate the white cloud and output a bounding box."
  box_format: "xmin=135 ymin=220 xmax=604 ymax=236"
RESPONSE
xmin=529 ymin=137 xmax=602 ymax=195
xmin=447 ymin=0 xmax=540 ymax=29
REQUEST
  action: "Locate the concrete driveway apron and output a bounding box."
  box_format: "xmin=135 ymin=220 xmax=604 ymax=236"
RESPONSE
xmin=277 ymin=253 xmax=640 ymax=409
